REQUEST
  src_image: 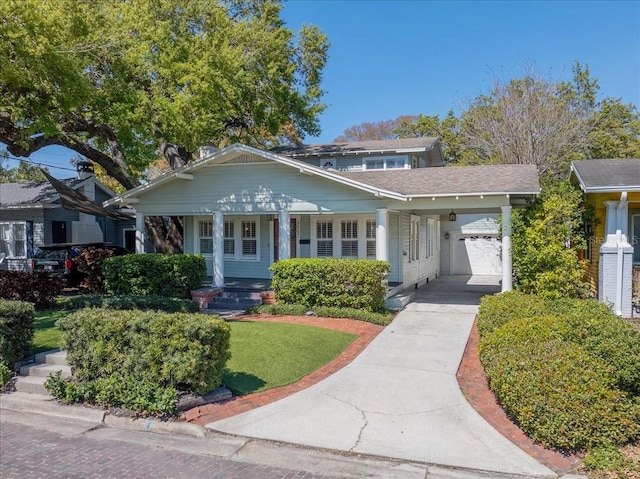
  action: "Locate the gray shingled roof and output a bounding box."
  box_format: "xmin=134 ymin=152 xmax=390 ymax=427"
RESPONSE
xmin=0 ymin=178 xmax=82 ymax=206
xmin=335 ymin=164 xmax=540 ymax=196
xmin=272 ymin=137 xmax=440 ymax=157
xmin=571 ymin=159 xmax=640 ymax=192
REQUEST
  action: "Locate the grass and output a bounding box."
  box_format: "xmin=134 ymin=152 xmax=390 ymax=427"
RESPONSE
xmin=32 ymin=309 xmax=67 ymax=354
xmin=222 ymin=321 xmax=357 ymax=395
xmin=30 ymin=309 xmax=358 ymax=396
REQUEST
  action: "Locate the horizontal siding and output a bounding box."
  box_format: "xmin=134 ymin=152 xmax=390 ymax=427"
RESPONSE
xmin=136 ymin=163 xmax=390 ymax=216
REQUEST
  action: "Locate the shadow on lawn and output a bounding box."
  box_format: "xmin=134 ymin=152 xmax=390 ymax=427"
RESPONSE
xmin=222 ymin=370 xmax=266 ymax=396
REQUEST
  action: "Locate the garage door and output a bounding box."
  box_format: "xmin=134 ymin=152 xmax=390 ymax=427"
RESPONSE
xmin=451 ymin=234 xmax=502 ymax=275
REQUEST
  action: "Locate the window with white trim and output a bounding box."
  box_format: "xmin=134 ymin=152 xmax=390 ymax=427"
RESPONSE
xmin=224 ymin=221 xmax=235 ymax=256
xmin=426 ymin=218 xmax=435 ymax=258
xmin=409 ymin=216 xmax=420 ymax=262
xmin=316 ymin=220 xmax=333 ymax=257
xmin=0 ymin=222 xmax=26 ymax=258
xmin=363 ymin=155 xmax=408 ymax=170
xmin=241 ymin=221 xmax=257 ymax=258
xmin=199 ymin=221 xmax=213 ymax=254
xmin=341 ymin=220 xmax=358 ymax=257
xmin=366 ymin=220 xmax=376 ymax=258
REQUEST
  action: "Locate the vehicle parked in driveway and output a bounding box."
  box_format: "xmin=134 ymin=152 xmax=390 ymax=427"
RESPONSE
xmin=30 ymin=243 xmax=130 ymax=287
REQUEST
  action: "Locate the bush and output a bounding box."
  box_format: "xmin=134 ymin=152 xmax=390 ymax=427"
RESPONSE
xmin=478 ymin=293 xmax=640 ymax=452
xmin=250 ymin=303 xmax=395 ymax=326
xmin=0 ymin=299 xmax=35 ymax=369
xmin=0 ymin=362 xmax=12 ymax=389
xmin=0 ymin=271 xmax=63 ymax=310
xmin=56 ymin=309 xmax=230 ymax=395
xmin=74 ymin=246 xmax=119 ymax=293
xmin=269 ymin=258 xmax=390 ymax=312
xmin=58 ymin=294 xmax=199 ymax=313
xmin=103 ymin=254 xmax=206 ymax=298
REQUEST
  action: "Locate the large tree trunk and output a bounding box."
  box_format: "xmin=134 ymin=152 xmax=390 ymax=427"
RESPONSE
xmin=144 ymin=216 xmax=184 ymax=253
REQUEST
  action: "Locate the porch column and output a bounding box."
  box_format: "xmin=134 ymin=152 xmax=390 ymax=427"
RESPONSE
xmin=279 ymin=209 xmax=291 ymax=261
xmin=213 ymin=211 xmax=224 ymax=287
xmin=135 ymin=213 xmax=145 ymax=254
xmin=376 ymin=208 xmax=388 ymax=262
xmin=501 ymin=205 xmax=512 ymax=292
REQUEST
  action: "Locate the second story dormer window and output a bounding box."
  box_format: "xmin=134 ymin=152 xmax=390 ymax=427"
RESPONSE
xmin=363 ymin=155 xmax=408 ymax=171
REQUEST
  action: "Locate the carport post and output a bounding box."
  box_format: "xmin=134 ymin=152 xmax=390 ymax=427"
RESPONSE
xmin=376 ymin=208 xmax=388 ymax=262
xmin=501 ymin=205 xmax=512 ymax=292
xmin=213 ymin=211 xmax=224 ymax=287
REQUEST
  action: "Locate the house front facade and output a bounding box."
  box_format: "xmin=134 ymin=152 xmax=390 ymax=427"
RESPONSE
xmin=0 ymin=164 xmax=135 ymax=271
xmin=571 ymin=159 xmax=640 ymax=317
xmin=105 ymin=140 xmax=540 ymax=297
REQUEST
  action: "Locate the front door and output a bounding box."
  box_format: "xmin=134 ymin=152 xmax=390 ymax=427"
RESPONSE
xmin=273 ymin=218 xmax=297 ymax=262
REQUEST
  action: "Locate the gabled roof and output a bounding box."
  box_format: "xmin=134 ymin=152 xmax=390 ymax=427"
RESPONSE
xmin=106 ymin=143 xmax=540 ymax=206
xmin=570 ymin=159 xmax=640 ymax=193
xmin=336 ymin=164 xmax=541 ymax=197
xmin=0 ymin=178 xmax=84 ymax=208
xmin=271 ymin=137 xmax=441 ymax=157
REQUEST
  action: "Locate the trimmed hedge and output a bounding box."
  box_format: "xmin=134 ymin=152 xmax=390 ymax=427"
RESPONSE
xmin=56 ymin=309 xmax=230 ymax=395
xmin=58 ymin=294 xmax=199 ymax=313
xmin=250 ymin=303 xmax=395 ymax=326
xmin=269 ymin=258 xmax=390 ymax=312
xmin=0 ymin=299 xmax=35 ymax=370
xmin=0 ymin=271 xmax=63 ymax=310
xmin=103 ymin=254 xmax=206 ymax=298
xmin=478 ymin=294 xmax=640 ymax=452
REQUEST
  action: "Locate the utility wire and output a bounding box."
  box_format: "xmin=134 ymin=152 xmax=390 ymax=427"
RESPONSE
xmin=1 ymin=154 xmax=78 ymax=173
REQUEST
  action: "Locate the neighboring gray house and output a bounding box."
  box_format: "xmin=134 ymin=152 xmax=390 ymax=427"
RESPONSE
xmin=106 ymin=139 xmax=540 ymax=299
xmin=0 ymin=164 xmax=135 ymax=271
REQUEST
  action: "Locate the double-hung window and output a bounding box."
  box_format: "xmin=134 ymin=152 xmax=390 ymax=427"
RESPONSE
xmin=366 ymin=220 xmax=376 ymax=258
xmin=198 ymin=221 xmax=213 ymax=254
xmin=241 ymin=221 xmax=257 ymax=259
xmin=316 ymin=220 xmax=333 ymax=257
xmin=409 ymin=216 xmax=420 ymax=262
xmin=224 ymin=221 xmax=235 ymax=257
xmin=341 ymin=220 xmax=358 ymax=257
xmin=1 ymin=222 xmax=26 ymax=258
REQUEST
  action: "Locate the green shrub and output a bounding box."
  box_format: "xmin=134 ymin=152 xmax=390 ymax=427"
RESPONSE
xmin=58 ymin=294 xmax=199 ymax=313
xmin=250 ymin=303 xmax=395 ymax=326
xmin=477 ymin=292 xmax=549 ymax=336
xmin=269 ymin=258 xmax=390 ymax=312
xmin=481 ymin=322 xmax=640 ymax=451
xmin=56 ymin=309 xmax=231 ymax=395
xmin=103 ymin=254 xmax=206 ymax=298
xmin=0 ymin=363 xmax=12 ymax=389
xmin=0 ymin=300 xmax=35 ymax=369
xmin=0 ymin=271 xmax=63 ymax=310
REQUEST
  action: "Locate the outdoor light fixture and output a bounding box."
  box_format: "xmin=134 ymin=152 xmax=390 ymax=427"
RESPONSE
xmin=449 ymin=210 xmax=457 ymax=222
xmin=444 ymin=231 xmax=450 ymax=240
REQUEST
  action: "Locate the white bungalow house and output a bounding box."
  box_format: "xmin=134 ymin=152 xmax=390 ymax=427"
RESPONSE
xmin=104 ymin=139 xmax=540 ymax=299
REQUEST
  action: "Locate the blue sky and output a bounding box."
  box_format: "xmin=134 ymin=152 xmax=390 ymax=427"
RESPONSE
xmin=6 ymin=0 xmax=640 ymax=177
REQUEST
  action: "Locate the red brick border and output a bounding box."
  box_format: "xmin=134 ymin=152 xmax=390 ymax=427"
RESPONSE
xmin=182 ymin=314 xmax=383 ymax=425
xmin=456 ymin=320 xmax=583 ymax=474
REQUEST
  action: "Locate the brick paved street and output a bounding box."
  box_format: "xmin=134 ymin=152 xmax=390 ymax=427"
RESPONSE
xmin=0 ymin=421 xmax=341 ymax=479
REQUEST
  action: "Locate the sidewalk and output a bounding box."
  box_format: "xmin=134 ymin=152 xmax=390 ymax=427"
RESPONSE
xmin=204 ymin=276 xmax=561 ymax=478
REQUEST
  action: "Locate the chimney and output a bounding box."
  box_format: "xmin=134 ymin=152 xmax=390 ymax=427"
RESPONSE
xmin=76 ymin=161 xmax=95 ymax=180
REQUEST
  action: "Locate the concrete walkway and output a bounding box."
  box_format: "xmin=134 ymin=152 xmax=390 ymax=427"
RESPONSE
xmin=206 ymin=276 xmax=557 ymax=478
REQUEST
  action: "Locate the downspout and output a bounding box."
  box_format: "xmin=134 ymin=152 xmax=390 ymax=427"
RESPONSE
xmin=615 ymin=192 xmax=628 ymax=316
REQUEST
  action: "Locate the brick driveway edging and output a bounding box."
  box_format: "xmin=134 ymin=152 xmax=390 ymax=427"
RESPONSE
xmin=456 ymin=319 xmax=584 ymax=475
xmin=182 ymin=314 xmax=383 ymax=426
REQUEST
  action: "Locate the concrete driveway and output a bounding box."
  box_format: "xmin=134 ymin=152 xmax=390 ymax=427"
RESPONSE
xmin=206 ymin=276 xmax=556 ymax=478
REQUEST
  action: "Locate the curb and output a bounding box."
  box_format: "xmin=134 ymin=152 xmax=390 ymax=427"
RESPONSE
xmin=1 ymin=392 xmax=207 ymax=439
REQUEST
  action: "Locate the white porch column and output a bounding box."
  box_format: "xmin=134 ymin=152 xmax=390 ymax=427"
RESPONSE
xmin=376 ymin=208 xmax=389 ymax=262
xmin=213 ymin=211 xmax=224 ymax=287
xmin=501 ymin=205 xmax=512 ymax=292
xmin=135 ymin=213 xmax=145 ymax=254
xmin=279 ymin=209 xmax=291 ymax=261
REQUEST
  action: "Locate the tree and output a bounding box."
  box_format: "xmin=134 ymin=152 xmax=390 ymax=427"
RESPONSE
xmin=0 ymin=0 xmax=328 ymax=251
xmin=0 ymin=153 xmax=49 ymax=183
xmin=460 ymin=73 xmax=590 ymax=176
xmin=510 ymin=180 xmax=589 ymax=299
xmin=333 ymin=115 xmax=419 ymax=142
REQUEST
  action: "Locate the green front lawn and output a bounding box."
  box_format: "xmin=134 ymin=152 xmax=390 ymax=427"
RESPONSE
xmin=223 ymin=321 xmax=356 ymax=395
xmin=31 ymin=310 xmax=357 ymax=396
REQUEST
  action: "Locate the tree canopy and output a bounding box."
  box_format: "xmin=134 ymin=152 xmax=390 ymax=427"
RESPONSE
xmin=1 ymin=0 xmax=328 ymax=249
